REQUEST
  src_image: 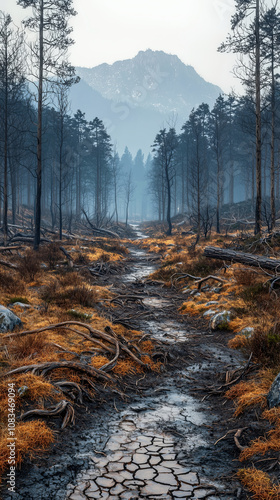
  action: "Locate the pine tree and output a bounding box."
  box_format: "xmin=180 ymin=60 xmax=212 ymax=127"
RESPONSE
xmin=17 ymin=0 xmax=78 ymax=249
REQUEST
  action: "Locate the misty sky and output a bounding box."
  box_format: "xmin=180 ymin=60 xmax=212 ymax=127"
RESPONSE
xmin=0 ymin=0 xmax=242 ymax=94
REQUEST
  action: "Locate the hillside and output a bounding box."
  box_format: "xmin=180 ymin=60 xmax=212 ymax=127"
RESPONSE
xmin=70 ymin=50 xmax=223 ymax=155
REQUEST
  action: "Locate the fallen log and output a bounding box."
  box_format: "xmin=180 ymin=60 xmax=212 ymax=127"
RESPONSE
xmin=204 ymin=246 xmax=280 ymax=272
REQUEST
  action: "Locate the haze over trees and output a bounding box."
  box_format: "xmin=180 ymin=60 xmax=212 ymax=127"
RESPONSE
xmin=0 ymin=1 xmax=280 ymax=243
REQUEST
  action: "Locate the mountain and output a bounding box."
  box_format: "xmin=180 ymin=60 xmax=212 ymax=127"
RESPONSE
xmin=70 ymin=50 xmax=223 ymax=155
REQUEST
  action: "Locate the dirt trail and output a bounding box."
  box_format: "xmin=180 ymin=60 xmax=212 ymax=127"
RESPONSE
xmin=2 ymin=226 xmax=247 ymax=500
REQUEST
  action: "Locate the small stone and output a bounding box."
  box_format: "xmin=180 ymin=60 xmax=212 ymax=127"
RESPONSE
xmin=178 ymin=472 xmax=199 ymax=485
xmin=155 ymin=472 xmax=178 ymax=486
xmin=205 ymin=301 xmax=219 ymax=306
xmin=268 ymin=372 xmax=280 ymax=408
xmin=240 ymin=327 xmax=254 ymax=338
xmin=210 ymin=310 xmax=232 ymax=331
xmin=96 ymin=477 xmax=115 ymax=488
xmin=203 ymin=309 xmax=218 ymax=318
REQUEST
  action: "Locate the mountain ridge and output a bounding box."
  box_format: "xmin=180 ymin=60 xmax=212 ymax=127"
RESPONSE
xmin=70 ymin=50 xmax=223 ymax=155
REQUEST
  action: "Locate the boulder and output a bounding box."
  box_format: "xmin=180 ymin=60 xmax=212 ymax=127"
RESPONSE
xmin=0 ymin=305 xmax=22 ymax=333
xmin=210 ymin=310 xmax=232 ymax=331
xmin=267 ymin=373 xmax=280 ymax=408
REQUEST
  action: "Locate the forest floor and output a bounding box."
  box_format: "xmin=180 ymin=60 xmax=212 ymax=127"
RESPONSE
xmin=0 ymin=222 xmax=280 ymax=500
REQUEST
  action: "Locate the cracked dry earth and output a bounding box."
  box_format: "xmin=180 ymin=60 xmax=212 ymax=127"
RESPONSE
xmin=2 ymin=225 xmax=247 ymax=500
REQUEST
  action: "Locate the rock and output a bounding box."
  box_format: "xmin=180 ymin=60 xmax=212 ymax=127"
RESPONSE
xmin=205 ymin=301 xmax=219 ymax=307
xmin=240 ymin=327 xmax=254 ymax=338
xmin=0 ymin=305 xmax=22 ymax=333
xmin=190 ymin=291 xmax=201 ymax=297
xmin=18 ymin=386 xmax=29 ymax=397
xmin=203 ymin=309 xmax=218 ymax=318
xmin=267 ymin=372 xmax=280 ymax=408
xmin=10 ymin=302 xmax=31 ymax=309
xmin=210 ymin=310 xmax=232 ymax=331
xmin=212 ymin=287 xmax=222 ymax=293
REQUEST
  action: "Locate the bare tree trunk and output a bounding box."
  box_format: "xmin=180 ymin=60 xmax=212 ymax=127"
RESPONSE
xmin=255 ymin=0 xmax=262 ymax=235
xmin=34 ymin=0 xmax=44 ymax=250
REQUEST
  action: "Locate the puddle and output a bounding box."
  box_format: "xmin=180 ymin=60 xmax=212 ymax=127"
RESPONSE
xmin=144 ymin=319 xmax=189 ymax=343
xmin=130 ymin=223 xmax=149 ymax=240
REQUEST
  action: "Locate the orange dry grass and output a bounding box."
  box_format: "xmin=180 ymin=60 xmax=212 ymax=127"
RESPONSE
xmin=237 ymin=468 xmax=280 ymax=500
xmin=226 ymin=370 xmax=275 ymax=416
xmin=0 ymin=421 xmax=54 ymax=479
xmin=91 ymin=356 xmax=110 ymax=369
xmin=228 ymin=334 xmax=251 ymax=350
xmin=113 ymin=359 xmax=138 ymax=376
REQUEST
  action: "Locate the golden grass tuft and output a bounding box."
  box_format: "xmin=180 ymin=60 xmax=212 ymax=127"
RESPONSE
xmin=0 ymin=420 xmax=54 ymax=479
xmin=91 ymin=356 xmax=110 ymax=369
xmin=237 ymin=468 xmax=280 ymax=500
xmin=225 ymin=370 xmax=275 ymax=416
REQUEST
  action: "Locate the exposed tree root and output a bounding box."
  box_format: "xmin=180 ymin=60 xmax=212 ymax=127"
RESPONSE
xmin=20 ymin=400 xmax=75 ymax=429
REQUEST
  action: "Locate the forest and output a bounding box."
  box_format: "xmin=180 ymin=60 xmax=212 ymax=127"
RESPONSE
xmin=1 ymin=3 xmax=280 ymax=244
xmin=1 ymin=1 xmax=280 ymax=500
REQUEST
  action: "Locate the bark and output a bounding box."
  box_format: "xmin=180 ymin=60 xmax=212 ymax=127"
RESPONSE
xmin=204 ymin=246 xmax=280 ymax=272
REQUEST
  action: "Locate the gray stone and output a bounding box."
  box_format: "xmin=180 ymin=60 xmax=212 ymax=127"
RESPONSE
xmin=0 ymin=305 xmax=22 ymax=333
xmin=10 ymin=302 xmax=31 ymax=309
xmin=205 ymin=301 xmax=219 ymax=307
xmin=203 ymin=309 xmax=218 ymax=318
xmin=267 ymin=372 xmax=280 ymax=408
xmin=240 ymin=327 xmax=254 ymax=338
xmin=210 ymin=310 xmax=231 ymax=331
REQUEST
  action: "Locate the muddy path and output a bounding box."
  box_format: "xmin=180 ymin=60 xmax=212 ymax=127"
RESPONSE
xmin=2 ymin=226 xmax=249 ymax=500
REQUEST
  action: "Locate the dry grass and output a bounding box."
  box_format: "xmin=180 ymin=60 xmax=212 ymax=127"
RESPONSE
xmin=225 ymin=369 xmax=275 ymax=416
xmin=0 ymin=421 xmax=54 ymax=480
xmin=237 ymin=468 xmax=280 ymax=500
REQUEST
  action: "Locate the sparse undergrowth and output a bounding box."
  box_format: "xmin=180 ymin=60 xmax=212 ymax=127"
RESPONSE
xmin=0 ymin=238 xmax=160 ymax=485
xmin=138 ymin=221 xmax=280 ymax=499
